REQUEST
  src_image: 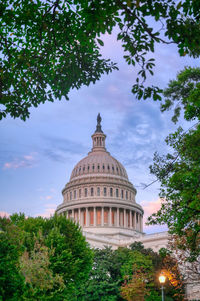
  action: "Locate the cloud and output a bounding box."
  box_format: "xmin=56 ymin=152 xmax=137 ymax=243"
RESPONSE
xmin=42 ymin=136 xmax=87 ymax=162
xmin=3 ymin=152 xmax=37 ymax=170
xmin=0 ymin=211 xmax=10 ymax=218
xmin=36 ymin=203 xmax=57 ymax=218
xmin=140 ymin=198 xmax=162 ymax=222
xmin=40 ymin=195 xmax=53 ymax=201
xmin=139 ymin=198 xmax=168 ymax=233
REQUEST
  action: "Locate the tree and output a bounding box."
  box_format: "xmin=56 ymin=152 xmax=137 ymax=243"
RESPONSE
xmin=0 ymin=214 xmax=93 ymax=300
xmin=0 ymin=218 xmax=26 ymax=300
xmin=147 ymin=67 xmax=200 ymax=261
xmin=1 ymin=0 xmax=200 ymax=120
xmin=120 ymin=266 xmax=149 ymax=301
xmin=78 ymin=247 xmax=121 ymax=300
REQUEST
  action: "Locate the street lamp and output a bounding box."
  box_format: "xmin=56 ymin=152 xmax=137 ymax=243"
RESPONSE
xmin=159 ymin=273 xmax=166 ymax=301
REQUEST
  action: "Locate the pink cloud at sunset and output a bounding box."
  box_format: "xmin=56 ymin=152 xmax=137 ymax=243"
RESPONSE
xmin=3 ymin=153 xmax=37 ymax=170
xmin=36 ymin=203 xmax=57 ymax=218
xmin=139 ymin=198 xmax=168 ymax=233
xmin=0 ymin=211 xmax=10 ymax=218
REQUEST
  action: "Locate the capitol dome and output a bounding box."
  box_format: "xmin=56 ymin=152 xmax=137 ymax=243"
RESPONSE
xmin=56 ymin=114 xmax=144 ymax=240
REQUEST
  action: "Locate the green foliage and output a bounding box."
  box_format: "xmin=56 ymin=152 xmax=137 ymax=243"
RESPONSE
xmin=148 ymin=67 xmax=200 ymax=261
xmin=78 ymin=247 xmax=120 ymax=300
xmin=1 ymin=1 xmax=200 ymax=119
xmin=0 ymin=219 xmax=25 ymax=300
xmin=78 ymin=244 xmax=183 ymax=301
xmin=0 ymin=214 xmax=93 ymax=300
xmin=161 ymin=67 xmax=200 ymax=123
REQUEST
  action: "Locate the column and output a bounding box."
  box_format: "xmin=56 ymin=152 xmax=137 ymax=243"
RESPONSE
xmin=117 ymin=207 xmax=119 ymax=227
xmin=86 ymin=207 xmax=89 ymax=227
xmin=141 ymin=215 xmax=143 ymax=232
xmin=124 ymin=209 xmax=126 ymax=228
xmin=109 ymin=207 xmax=112 ymax=226
xmin=94 ymin=207 xmax=96 ymax=227
xmin=134 ymin=211 xmax=136 ymax=230
xmin=101 ymin=207 xmax=104 ymax=226
xmin=130 ymin=210 xmax=132 ymax=228
xmin=78 ymin=208 xmax=81 ymax=225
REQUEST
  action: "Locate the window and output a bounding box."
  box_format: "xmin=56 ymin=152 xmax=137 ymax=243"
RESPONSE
xmin=85 ymin=188 xmax=88 ymax=197
xmin=97 ymin=187 xmax=100 ymax=196
xmin=88 ymin=165 xmax=90 ymax=171
xmin=79 ymin=189 xmax=81 ymax=198
xmin=112 ymin=166 xmax=114 ymax=172
xmin=116 ymin=189 xmax=119 ymax=197
xmin=70 ymin=191 xmax=72 ymax=200
xmin=107 ymin=165 xmax=110 ymax=170
xmin=121 ymin=190 xmax=124 ymax=199
xmin=79 ymin=167 xmax=81 ymax=172
xmin=103 ymin=165 xmax=105 ymax=170
xmin=104 ymin=187 xmax=107 ymax=196
xmin=91 ymin=187 xmax=94 ymax=196
xmin=110 ymin=187 xmax=113 ymax=197
xmin=116 ymin=167 xmax=119 ymax=174
xmin=74 ymin=190 xmax=76 ymax=199
xmin=97 ymin=165 xmax=100 ymax=171
xmin=92 ymin=165 xmax=95 ymax=171
xmin=83 ymin=166 xmax=85 ymax=171
xmin=126 ymin=191 xmax=128 ymax=200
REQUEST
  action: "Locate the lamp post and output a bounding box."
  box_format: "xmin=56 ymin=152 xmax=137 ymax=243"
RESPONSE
xmin=159 ymin=274 xmax=166 ymax=301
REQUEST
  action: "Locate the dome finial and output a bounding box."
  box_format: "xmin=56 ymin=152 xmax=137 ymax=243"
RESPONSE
xmin=95 ymin=113 xmax=103 ymax=133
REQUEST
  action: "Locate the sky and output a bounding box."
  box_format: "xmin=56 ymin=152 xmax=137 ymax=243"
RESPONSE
xmin=0 ymin=29 xmax=197 ymax=234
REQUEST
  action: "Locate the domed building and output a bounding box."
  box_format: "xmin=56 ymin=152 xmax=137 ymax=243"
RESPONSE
xmin=56 ymin=114 xmax=167 ymax=249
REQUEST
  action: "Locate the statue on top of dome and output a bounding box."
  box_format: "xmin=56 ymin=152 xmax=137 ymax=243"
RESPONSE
xmin=95 ymin=113 xmax=103 ymax=133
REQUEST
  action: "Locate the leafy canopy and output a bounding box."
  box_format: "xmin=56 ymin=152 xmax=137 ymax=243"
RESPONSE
xmin=0 ymin=214 xmax=93 ymax=300
xmin=148 ymin=67 xmax=200 ymax=261
xmin=1 ymin=0 xmax=200 ymax=119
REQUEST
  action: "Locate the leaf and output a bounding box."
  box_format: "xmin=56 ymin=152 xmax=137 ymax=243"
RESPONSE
xmin=97 ymin=39 xmax=104 ymax=46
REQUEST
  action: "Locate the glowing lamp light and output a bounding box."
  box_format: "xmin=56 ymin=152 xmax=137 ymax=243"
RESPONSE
xmin=159 ymin=274 xmax=166 ymax=284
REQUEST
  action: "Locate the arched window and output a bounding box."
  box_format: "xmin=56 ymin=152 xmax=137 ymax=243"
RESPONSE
xmin=70 ymin=191 xmax=72 ymax=200
xmin=74 ymin=190 xmax=76 ymax=199
xmin=116 ymin=188 xmax=119 ymax=197
xmin=126 ymin=191 xmax=128 ymax=200
xmin=85 ymin=188 xmax=88 ymax=197
xmin=79 ymin=189 xmax=81 ymax=198
xmin=91 ymin=187 xmax=94 ymax=196
xmin=110 ymin=187 xmax=113 ymax=197
xmin=121 ymin=190 xmax=124 ymax=199
xmin=97 ymin=187 xmax=100 ymax=196
xmin=104 ymin=187 xmax=107 ymax=196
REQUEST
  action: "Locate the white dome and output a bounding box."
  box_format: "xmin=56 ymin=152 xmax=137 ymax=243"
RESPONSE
xmin=70 ymin=150 xmax=128 ymax=181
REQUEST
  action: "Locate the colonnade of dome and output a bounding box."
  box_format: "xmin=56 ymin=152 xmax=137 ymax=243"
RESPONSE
xmin=61 ymin=207 xmax=143 ymax=232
